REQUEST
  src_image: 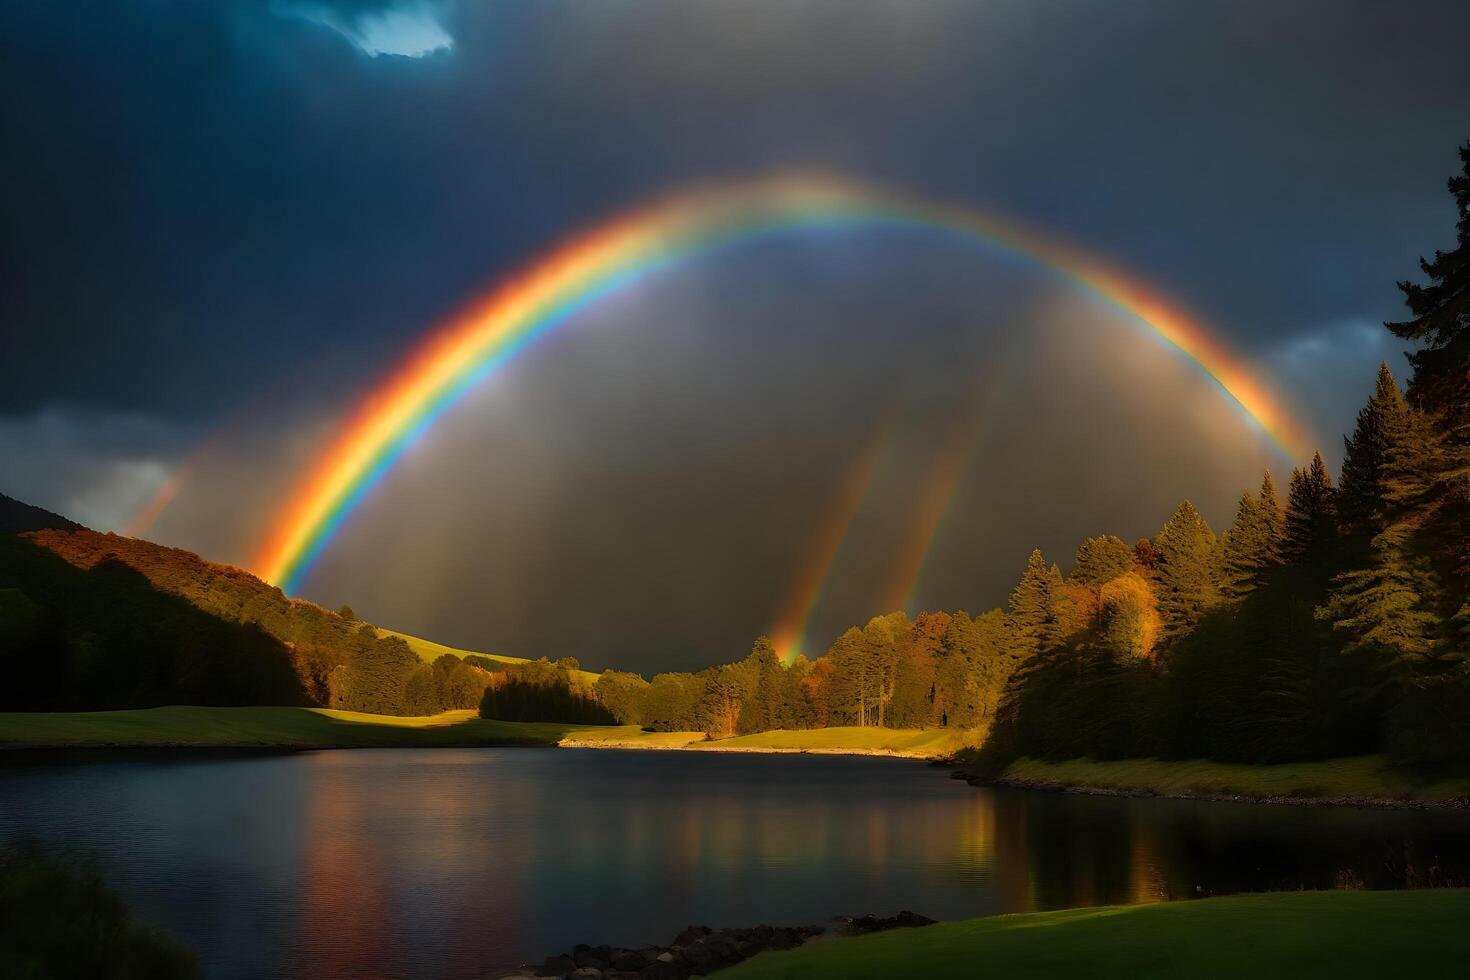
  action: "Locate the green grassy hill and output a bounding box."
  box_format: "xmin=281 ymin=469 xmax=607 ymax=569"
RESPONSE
xmin=381 ymin=628 xmax=601 ymax=686
xmin=723 ymin=889 xmax=1470 ymax=980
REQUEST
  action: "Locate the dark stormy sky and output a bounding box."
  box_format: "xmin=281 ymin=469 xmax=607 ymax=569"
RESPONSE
xmin=3 ymin=0 xmax=1468 ymax=671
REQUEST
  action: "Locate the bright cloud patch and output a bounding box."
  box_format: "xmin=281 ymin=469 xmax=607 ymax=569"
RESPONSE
xmin=280 ymin=1 xmax=453 ymax=58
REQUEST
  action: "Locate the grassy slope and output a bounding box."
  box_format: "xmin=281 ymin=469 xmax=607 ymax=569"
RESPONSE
xmin=999 ymin=754 xmax=1470 ymax=803
xmin=723 ymin=890 xmax=1470 ymax=980
xmin=381 ymin=628 xmax=602 ymax=686
xmin=0 ymin=706 xmax=587 ymax=748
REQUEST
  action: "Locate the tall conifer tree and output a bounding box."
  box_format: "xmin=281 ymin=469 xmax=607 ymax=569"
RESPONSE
xmin=1283 ymin=452 xmax=1337 ymax=562
xmin=1258 ymin=470 xmax=1285 ymax=564
xmin=1153 ymin=501 xmax=1222 ymax=640
xmin=1223 ymin=489 xmax=1266 ymax=598
xmin=1338 ymin=363 xmax=1410 ymax=531
xmin=1387 ymin=141 xmax=1470 ymax=430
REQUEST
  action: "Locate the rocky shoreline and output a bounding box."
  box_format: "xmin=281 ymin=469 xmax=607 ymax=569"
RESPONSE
xmin=500 ymin=912 xmax=936 ymax=980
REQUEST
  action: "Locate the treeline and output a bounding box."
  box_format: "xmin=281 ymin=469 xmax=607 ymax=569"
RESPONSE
xmin=479 ymin=657 xmax=615 ymax=724
xmin=3 ymin=524 xmax=496 ymax=716
xmin=986 ymin=141 xmax=1470 ymax=767
xmin=585 ymin=616 xmax=1025 ymax=739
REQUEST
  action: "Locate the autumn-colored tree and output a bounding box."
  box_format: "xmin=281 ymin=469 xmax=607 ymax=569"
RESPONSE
xmin=888 ymin=612 xmax=949 ymax=728
xmin=799 ymin=655 xmax=834 ymax=727
xmin=1097 ymin=573 xmax=1159 ymax=661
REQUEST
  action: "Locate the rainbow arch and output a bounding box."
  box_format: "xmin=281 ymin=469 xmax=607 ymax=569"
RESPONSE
xmin=256 ymin=174 xmax=1312 ymax=593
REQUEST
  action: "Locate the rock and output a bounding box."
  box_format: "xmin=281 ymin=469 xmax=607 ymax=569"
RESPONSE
xmin=655 ymin=952 xmax=675 ymax=963
xmin=681 ymin=941 xmax=716 ymax=974
xmin=894 ymin=910 xmax=937 ymax=929
xmin=638 ymin=960 xmax=689 ymax=980
xmin=610 ymin=947 xmax=656 ymax=971
xmin=672 ymin=926 xmax=711 ymax=947
xmin=575 ymin=949 xmax=610 ymax=970
xmin=570 ymin=969 xmax=604 ymax=980
xmin=542 ymin=954 xmax=577 ymax=975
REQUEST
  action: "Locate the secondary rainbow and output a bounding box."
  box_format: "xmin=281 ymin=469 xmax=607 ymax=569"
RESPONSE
xmin=768 ymin=410 xmax=897 ymax=663
xmin=256 ymin=174 xmax=1313 ymax=593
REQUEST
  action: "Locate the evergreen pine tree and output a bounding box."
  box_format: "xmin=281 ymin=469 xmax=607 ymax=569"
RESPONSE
xmin=1152 ymin=501 xmax=1222 ymax=640
xmin=1282 ymin=452 xmax=1337 ymax=562
xmin=1327 ymin=406 xmax=1445 ymax=669
xmin=1070 ymin=535 xmax=1135 ymax=585
xmin=1223 ymin=489 xmax=1266 ymax=598
xmin=1041 ymin=562 xmax=1075 ymax=647
xmin=1337 ymin=363 xmax=1409 ymax=531
xmin=1387 ymin=141 xmax=1470 ymax=430
xmin=1007 ymin=549 xmax=1053 ymax=658
xmin=1258 ymin=470 xmax=1285 ymax=564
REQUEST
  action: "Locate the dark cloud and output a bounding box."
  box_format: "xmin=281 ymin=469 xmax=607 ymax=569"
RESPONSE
xmin=3 ymin=0 xmax=1468 ymax=669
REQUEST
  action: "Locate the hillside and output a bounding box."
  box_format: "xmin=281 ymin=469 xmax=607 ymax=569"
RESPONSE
xmin=382 ymin=628 xmax=602 ymax=686
xmin=0 ymin=494 xmax=492 ymax=716
xmin=0 ymin=492 xmax=81 ymax=535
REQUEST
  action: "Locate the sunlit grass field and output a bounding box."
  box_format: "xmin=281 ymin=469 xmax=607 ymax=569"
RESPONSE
xmin=0 ymin=706 xmax=584 ymax=748
xmin=696 ymin=726 xmax=976 ymax=757
xmin=1000 ymin=754 xmax=1470 ymax=803
xmin=558 ymin=726 xmax=709 ymax=748
xmin=722 ymin=889 xmax=1470 ymax=980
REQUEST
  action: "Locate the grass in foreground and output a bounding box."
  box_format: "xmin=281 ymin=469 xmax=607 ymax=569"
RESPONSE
xmin=0 ymin=706 xmax=590 ymax=749
xmin=722 ymin=889 xmax=1470 ymax=980
xmin=1000 ymin=754 xmax=1470 ymax=803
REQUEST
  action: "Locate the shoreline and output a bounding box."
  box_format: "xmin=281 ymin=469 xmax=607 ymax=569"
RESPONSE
xmin=956 ymin=754 xmax=1470 ymax=810
xmin=970 ymin=772 xmax=1470 ymax=810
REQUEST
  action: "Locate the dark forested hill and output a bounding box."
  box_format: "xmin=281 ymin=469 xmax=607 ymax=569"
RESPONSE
xmin=0 ymin=497 xmax=489 ymax=715
xmin=0 ymin=493 xmax=81 ymax=535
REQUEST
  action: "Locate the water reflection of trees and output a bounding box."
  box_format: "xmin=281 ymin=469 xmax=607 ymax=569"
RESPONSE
xmin=990 ymin=788 xmax=1470 ymax=912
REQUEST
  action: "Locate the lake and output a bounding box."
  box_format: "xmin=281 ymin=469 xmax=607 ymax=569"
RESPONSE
xmin=4 ymin=748 xmax=1469 ymax=979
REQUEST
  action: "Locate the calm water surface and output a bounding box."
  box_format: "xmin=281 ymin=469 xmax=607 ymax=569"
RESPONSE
xmin=4 ymin=748 xmax=1470 ymax=979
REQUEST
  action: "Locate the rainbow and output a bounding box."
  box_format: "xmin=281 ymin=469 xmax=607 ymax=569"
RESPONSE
xmin=768 ymin=410 xmax=898 ymax=663
xmin=256 ymin=174 xmax=1313 ymax=592
xmin=879 ymin=363 xmax=1004 ymax=617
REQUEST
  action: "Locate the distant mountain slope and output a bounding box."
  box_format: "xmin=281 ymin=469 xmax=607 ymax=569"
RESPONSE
xmin=0 ymin=493 xmax=82 ymax=534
